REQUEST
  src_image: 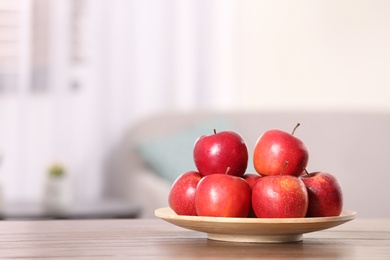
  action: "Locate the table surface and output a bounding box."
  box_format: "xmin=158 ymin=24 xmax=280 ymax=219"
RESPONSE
xmin=0 ymin=217 xmax=389 ymax=259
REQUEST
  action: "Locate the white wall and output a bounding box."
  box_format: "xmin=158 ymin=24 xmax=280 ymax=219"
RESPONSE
xmin=239 ymin=1 xmax=390 ymax=112
xmin=0 ymin=0 xmax=242 ymax=204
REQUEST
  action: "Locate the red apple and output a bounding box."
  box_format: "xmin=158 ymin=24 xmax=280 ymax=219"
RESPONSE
xmin=168 ymin=171 xmax=203 ymax=216
xmin=193 ymin=130 xmax=248 ymax=177
xmin=195 ymin=173 xmax=251 ymax=217
xmin=242 ymin=173 xmax=262 ymax=189
xmin=301 ymin=171 xmax=343 ymax=217
xmin=253 ymin=124 xmax=309 ymax=177
xmin=252 ymin=175 xmax=308 ymax=218
xmin=243 ymin=173 xmax=262 ymax=217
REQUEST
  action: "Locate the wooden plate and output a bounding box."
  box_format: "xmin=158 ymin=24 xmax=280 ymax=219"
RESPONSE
xmin=155 ymin=207 xmax=356 ymax=243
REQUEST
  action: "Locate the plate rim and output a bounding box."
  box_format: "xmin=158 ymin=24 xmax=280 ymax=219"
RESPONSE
xmin=155 ymin=207 xmax=357 ymax=224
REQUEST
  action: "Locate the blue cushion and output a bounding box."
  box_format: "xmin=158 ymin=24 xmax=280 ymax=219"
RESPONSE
xmin=135 ymin=117 xmax=233 ymax=183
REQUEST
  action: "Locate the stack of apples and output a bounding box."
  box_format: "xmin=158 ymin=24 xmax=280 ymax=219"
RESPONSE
xmin=168 ymin=125 xmax=343 ymax=218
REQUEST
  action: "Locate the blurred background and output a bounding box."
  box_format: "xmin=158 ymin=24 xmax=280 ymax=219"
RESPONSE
xmin=0 ymin=0 xmax=389 ymax=219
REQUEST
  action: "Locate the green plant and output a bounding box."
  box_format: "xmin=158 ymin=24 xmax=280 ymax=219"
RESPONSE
xmin=48 ymin=163 xmax=65 ymax=178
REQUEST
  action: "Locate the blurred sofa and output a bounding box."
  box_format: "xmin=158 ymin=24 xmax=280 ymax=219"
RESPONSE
xmin=113 ymin=111 xmax=390 ymax=218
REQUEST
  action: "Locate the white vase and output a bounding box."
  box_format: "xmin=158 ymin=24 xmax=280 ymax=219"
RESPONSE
xmin=43 ymin=176 xmax=72 ymax=214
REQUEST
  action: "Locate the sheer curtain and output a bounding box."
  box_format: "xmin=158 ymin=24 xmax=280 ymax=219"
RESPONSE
xmin=0 ymin=0 xmax=241 ymax=204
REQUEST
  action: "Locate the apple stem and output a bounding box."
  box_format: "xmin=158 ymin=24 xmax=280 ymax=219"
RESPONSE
xmin=213 ymin=129 xmax=217 ymax=134
xmin=225 ymin=167 xmax=231 ymax=175
xmin=280 ymin=161 xmax=288 ymax=175
xmin=292 ymin=123 xmax=300 ymax=136
xmin=304 ymin=168 xmax=311 ymax=177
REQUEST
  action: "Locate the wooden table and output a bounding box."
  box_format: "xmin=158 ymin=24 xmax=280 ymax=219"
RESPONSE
xmin=0 ymin=218 xmax=389 ymax=259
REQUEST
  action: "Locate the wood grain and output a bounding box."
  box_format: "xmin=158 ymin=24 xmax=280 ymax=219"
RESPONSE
xmin=0 ymin=218 xmax=388 ymax=259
